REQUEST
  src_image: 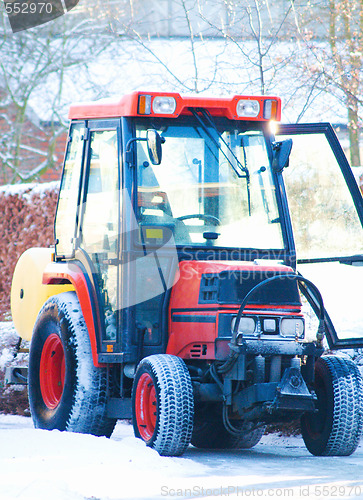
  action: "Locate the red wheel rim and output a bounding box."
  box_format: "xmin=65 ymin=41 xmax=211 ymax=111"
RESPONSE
xmin=39 ymin=334 xmax=65 ymax=409
xmin=135 ymin=373 xmax=157 ymax=441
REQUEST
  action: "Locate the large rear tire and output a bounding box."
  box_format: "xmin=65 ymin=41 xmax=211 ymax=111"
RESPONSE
xmin=301 ymin=355 xmax=363 ymax=456
xmin=132 ymin=354 xmax=194 ymax=456
xmin=28 ymin=291 xmax=116 ymax=437
xmin=192 ymin=404 xmax=265 ymax=449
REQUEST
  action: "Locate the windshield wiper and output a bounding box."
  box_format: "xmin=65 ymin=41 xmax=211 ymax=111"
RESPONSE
xmin=190 ymin=108 xmax=250 ymax=179
xmin=189 ymin=107 xmax=251 ymax=214
xmin=298 ymin=255 xmax=363 ymax=266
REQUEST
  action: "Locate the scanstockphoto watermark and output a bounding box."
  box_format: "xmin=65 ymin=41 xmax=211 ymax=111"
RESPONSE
xmin=3 ymin=0 xmax=79 ymax=33
xmin=161 ymin=485 xmax=296 ymax=497
xmin=160 ymin=484 xmax=363 ymax=498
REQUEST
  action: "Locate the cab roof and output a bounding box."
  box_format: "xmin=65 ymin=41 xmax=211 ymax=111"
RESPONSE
xmin=68 ymin=91 xmax=281 ymax=122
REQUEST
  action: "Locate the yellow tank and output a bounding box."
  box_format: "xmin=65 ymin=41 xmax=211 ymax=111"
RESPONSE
xmin=11 ymin=248 xmax=74 ymax=340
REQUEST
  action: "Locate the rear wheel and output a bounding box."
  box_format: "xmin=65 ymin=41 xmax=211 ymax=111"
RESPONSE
xmin=29 ymin=291 xmax=116 ymax=437
xmin=301 ymin=355 xmax=363 ymax=456
xmin=132 ymin=354 xmax=194 ymax=456
xmin=192 ymin=404 xmax=265 ymax=449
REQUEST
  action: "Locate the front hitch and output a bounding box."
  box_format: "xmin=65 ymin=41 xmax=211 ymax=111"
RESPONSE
xmin=268 ymin=357 xmax=316 ymax=413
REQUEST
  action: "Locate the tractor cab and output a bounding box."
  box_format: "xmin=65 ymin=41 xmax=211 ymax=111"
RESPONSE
xmin=10 ymin=91 xmax=363 ymax=458
xmin=53 ymin=93 xmax=299 ymax=361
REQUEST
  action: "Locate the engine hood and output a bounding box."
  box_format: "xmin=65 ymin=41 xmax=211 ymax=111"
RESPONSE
xmin=170 ymin=260 xmax=301 ymax=310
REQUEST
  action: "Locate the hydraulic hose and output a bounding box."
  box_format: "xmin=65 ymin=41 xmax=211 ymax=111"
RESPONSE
xmin=216 ymin=273 xmax=325 ymax=375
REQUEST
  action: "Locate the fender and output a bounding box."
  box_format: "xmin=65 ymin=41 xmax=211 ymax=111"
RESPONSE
xmin=42 ymin=261 xmax=104 ymax=368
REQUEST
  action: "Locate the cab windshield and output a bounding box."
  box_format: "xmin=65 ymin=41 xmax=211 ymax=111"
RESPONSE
xmin=136 ymin=117 xmax=284 ymax=250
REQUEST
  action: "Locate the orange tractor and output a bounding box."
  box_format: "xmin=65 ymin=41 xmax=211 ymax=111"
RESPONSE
xmin=11 ymin=92 xmax=363 ymax=456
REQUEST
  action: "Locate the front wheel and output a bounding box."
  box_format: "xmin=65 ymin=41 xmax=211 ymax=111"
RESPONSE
xmin=28 ymin=291 xmax=116 ymax=437
xmin=132 ymin=354 xmax=194 ymax=456
xmin=301 ymin=355 xmax=363 ymax=456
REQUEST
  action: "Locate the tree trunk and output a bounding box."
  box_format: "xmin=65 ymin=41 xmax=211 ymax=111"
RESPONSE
xmin=347 ymin=100 xmax=361 ymax=167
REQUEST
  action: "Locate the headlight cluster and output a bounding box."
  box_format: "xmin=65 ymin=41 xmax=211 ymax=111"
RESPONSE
xmin=236 ymin=98 xmax=279 ymax=119
xmin=138 ymin=95 xmax=177 ymax=115
xmin=231 ymin=316 xmax=256 ymax=335
xmin=280 ymin=318 xmax=304 ymax=337
xmin=136 ymin=94 xmax=280 ymax=120
xmin=231 ymin=315 xmax=304 ymax=339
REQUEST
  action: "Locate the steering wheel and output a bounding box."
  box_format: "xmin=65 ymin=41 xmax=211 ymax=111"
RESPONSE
xmin=176 ymin=214 xmax=221 ymax=226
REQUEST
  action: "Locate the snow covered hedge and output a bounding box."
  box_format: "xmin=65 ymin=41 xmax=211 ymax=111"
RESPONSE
xmin=0 ymin=183 xmax=58 ymax=414
xmin=0 ymin=182 xmax=59 ymax=320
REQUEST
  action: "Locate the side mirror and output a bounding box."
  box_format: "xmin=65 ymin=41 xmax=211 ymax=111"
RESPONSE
xmin=147 ymin=129 xmax=165 ymax=165
xmin=272 ymin=139 xmax=293 ymax=172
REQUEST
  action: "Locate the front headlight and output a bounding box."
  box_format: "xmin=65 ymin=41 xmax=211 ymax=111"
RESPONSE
xmin=280 ymin=317 xmax=304 ymax=338
xmin=231 ymin=316 xmax=256 ymax=335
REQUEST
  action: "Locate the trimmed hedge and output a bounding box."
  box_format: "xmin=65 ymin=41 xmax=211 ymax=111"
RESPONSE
xmin=0 ymin=183 xmax=59 ymax=320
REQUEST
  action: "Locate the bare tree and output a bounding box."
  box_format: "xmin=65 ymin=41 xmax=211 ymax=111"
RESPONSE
xmin=107 ymin=0 xmax=227 ymax=93
xmin=292 ymin=0 xmax=363 ymax=166
xmin=2 ymin=0 xmax=362 ymax=185
xmin=0 ymin=11 xmax=113 ymax=184
xmin=192 ymin=0 xmax=298 ymax=95
xmin=327 ymin=0 xmax=363 ymax=166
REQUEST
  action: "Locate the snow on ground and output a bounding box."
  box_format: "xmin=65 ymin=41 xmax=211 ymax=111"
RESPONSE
xmin=2 ymin=304 xmax=363 ymax=500
xmin=1 ymin=415 xmax=363 ymax=500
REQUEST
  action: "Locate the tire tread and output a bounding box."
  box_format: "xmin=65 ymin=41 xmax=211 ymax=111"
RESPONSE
xmin=133 ymin=354 xmax=194 ymax=456
xmin=302 ymin=354 xmax=363 ymax=456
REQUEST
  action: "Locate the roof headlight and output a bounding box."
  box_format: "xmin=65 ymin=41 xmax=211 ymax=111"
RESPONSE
xmin=236 ymin=99 xmax=260 ymax=118
xmin=152 ymin=96 xmax=176 ymax=114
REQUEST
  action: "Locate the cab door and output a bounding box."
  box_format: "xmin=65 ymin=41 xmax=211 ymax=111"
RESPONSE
xmin=79 ymin=121 xmax=121 ymax=353
xmin=277 ymin=123 xmax=363 ymax=349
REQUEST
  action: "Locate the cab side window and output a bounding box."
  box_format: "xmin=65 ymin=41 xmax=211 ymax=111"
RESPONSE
xmin=55 ymin=123 xmax=84 ymax=257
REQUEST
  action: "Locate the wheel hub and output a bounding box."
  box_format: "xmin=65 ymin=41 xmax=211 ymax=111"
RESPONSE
xmin=39 ymin=334 xmax=65 ymax=409
xmin=135 ymin=373 xmax=157 ymax=441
